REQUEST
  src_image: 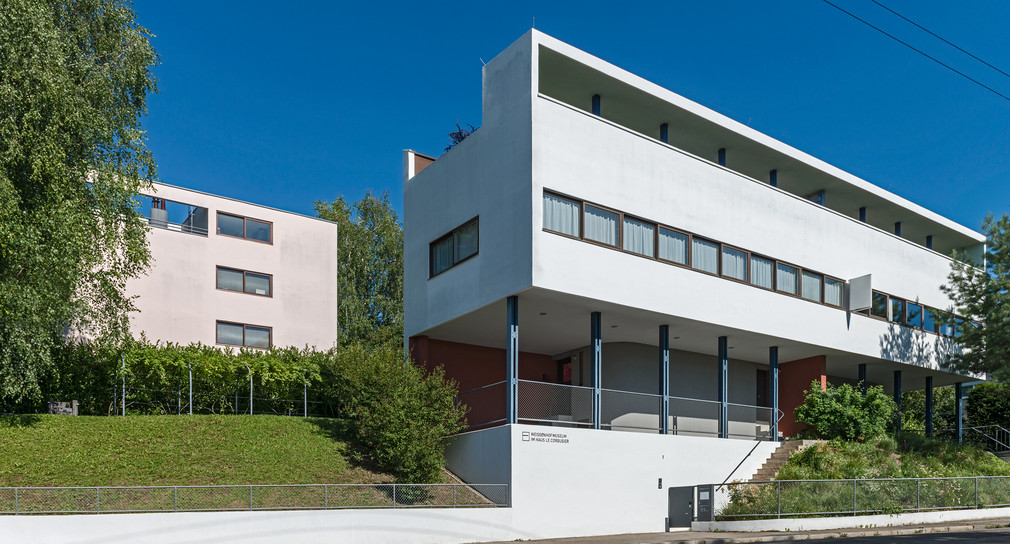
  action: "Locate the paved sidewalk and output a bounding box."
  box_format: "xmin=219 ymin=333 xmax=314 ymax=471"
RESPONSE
xmin=476 ymin=517 xmax=1010 ymax=543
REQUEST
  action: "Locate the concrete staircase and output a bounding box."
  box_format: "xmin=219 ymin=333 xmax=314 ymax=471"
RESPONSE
xmin=749 ymin=439 xmax=822 ymax=482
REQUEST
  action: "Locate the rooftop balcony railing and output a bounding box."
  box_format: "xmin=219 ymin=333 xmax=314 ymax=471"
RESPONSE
xmin=137 ymin=195 xmax=208 ymax=236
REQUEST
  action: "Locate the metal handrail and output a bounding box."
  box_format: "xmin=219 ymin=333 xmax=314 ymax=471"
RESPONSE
xmin=717 ymin=408 xmax=785 ymax=489
xmin=968 ymin=425 xmax=1010 ymax=452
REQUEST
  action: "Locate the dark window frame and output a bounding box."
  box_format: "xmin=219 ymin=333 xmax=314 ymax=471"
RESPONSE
xmin=720 ymin=244 xmax=750 ymax=284
xmin=216 ymin=212 xmax=274 ymax=244
xmin=215 ymin=320 xmax=273 ymax=349
xmin=429 ymin=217 xmax=480 ymax=278
xmin=216 ymin=266 xmax=273 ymax=298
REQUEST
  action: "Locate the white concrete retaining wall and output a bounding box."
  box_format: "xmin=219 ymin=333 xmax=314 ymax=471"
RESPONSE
xmin=694 ymin=505 xmax=1010 ymax=532
xmin=0 ymin=507 xmax=521 ymax=544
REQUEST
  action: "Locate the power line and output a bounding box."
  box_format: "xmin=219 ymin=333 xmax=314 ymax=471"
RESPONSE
xmin=821 ymin=0 xmax=1010 ymax=102
xmin=871 ymin=0 xmax=1010 ymax=81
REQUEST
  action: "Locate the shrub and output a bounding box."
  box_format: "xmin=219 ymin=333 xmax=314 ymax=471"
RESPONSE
xmin=795 ymin=381 xmax=895 ymax=441
xmin=967 ymin=382 xmax=1010 ymax=429
xmin=329 ymin=342 xmax=466 ymax=483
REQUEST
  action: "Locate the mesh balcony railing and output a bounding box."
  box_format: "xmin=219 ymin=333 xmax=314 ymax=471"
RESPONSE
xmin=517 ymin=380 xmax=593 ymax=427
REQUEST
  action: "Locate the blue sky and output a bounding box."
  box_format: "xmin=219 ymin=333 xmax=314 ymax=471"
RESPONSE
xmin=138 ymin=1 xmax=1010 ymax=230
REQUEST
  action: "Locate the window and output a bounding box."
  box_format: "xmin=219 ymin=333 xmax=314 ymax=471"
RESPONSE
xmin=750 ymin=256 xmax=773 ymax=289
xmin=923 ymin=307 xmax=937 ymax=333
xmin=801 ymin=271 xmax=822 ymax=302
xmin=906 ymin=303 xmax=923 ymax=329
xmin=871 ymin=292 xmax=888 ymax=319
xmin=584 ymin=205 xmax=619 ymax=246
xmin=721 ymin=246 xmax=748 ymax=282
xmin=217 ymin=266 xmax=272 ymax=296
xmin=622 ymin=217 xmax=655 ymax=257
xmin=691 ymin=238 xmax=719 ymax=274
xmin=825 ymin=277 xmax=844 ymax=307
xmin=216 ymin=321 xmax=271 ymax=349
xmin=217 ymin=212 xmax=273 ymax=243
xmin=890 ymin=298 xmax=905 ymax=324
xmin=658 ymin=227 xmax=688 ymax=265
xmin=430 ymin=218 xmax=479 ymax=277
xmin=543 ymin=193 xmax=580 ymax=236
xmin=776 ymin=263 xmax=799 ymax=295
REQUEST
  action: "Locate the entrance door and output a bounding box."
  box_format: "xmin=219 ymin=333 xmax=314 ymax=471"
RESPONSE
xmin=667 ymin=486 xmax=694 ymax=527
xmin=557 ymin=357 xmax=572 ymax=385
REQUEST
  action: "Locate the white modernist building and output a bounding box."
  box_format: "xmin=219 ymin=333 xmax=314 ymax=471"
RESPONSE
xmin=403 ymin=31 xmax=983 ymax=537
xmin=127 ymin=182 xmax=338 ymax=350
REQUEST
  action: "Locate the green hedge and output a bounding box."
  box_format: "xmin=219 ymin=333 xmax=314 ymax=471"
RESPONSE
xmin=2 ymin=339 xmax=465 ymax=483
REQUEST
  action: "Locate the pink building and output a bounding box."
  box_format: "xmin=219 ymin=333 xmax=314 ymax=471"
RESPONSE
xmin=126 ymin=182 xmax=338 ymax=349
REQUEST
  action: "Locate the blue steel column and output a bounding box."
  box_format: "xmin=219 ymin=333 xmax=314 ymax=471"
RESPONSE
xmin=858 ymin=364 xmax=867 ymax=395
xmin=718 ymin=336 xmax=728 ymax=439
xmin=506 ymin=296 xmax=519 ymax=425
xmin=591 ymin=312 xmax=602 ymax=430
xmin=925 ymin=377 xmax=934 ymax=438
xmin=893 ymin=370 xmax=902 ymax=433
xmin=955 ymin=382 xmax=964 ymax=443
xmin=659 ymin=325 xmax=670 ymax=434
xmin=769 ymin=346 xmax=779 ymax=442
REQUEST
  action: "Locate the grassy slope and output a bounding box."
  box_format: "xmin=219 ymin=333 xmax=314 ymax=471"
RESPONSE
xmin=778 ymin=434 xmax=1010 ymax=480
xmin=0 ymin=415 xmax=395 ymax=487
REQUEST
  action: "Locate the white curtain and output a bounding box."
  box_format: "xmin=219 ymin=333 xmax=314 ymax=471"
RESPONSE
xmin=750 ymin=257 xmax=773 ymax=289
xmin=543 ymin=194 xmax=580 ymax=236
xmin=691 ymin=239 xmax=718 ymax=274
xmin=245 ymin=326 xmax=271 ymax=349
xmin=216 ymin=268 xmax=244 ymax=291
xmin=659 ymin=228 xmax=688 ymax=264
xmin=245 ymin=273 xmax=271 ymax=296
xmin=776 ymin=263 xmax=798 ymax=294
xmin=454 ymin=221 xmax=479 ymax=261
xmin=584 ymin=205 xmax=618 ymax=246
xmin=431 ymin=238 xmax=452 ymax=275
xmin=722 ymin=247 xmax=747 ymax=281
xmin=824 ymin=278 xmax=843 ymax=306
xmin=801 ymin=271 xmax=822 ymax=301
xmin=622 ymin=218 xmax=654 ymax=256
xmin=216 ymin=322 xmax=244 ymax=345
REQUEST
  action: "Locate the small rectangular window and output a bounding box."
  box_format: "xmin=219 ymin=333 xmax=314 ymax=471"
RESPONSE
xmin=907 ymin=303 xmax=923 ymax=329
xmin=890 ymin=298 xmax=905 ymax=324
xmin=750 ymin=256 xmax=773 ymax=289
xmin=217 ymin=212 xmax=273 ymax=243
xmin=542 ymin=193 xmax=580 ymax=236
xmin=801 ymin=271 xmax=822 ymax=302
xmin=217 ymin=267 xmax=272 ymax=297
xmin=776 ymin=263 xmax=798 ymax=295
xmin=622 ymin=217 xmax=655 ymax=257
xmin=584 ymin=205 xmax=619 ymax=246
xmin=871 ymin=292 xmax=888 ymax=319
xmin=824 ymin=278 xmax=844 ymax=307
xmin=216 ymin=321 xmax=272 ymax=349
xmin=721 ymin=246 xmax=748 ymax=281
xmin=429 ymin=218 xmax=479 ymax=277
xmin=658 ymin=227 xmax=688 ymax=265
xmin=691 ymin=238 xmax=719 ymax=274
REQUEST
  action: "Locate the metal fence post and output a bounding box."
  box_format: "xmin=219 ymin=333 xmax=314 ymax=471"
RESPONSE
xmin=453 ymin=485 xmax=457 ymax=507
xmin=249 ymin=485 xmax=253 ymax=510
xmin=121 ymin=355 xmax=126 ymax=417
xmin=393 ymin=484 xmax=397 ymax=508
xmin=96 ymin=487 xmax=101 ymax=513
xmin=14 ymin=488 xmax=17 ymax=515
xmin=916 ymin=479 xmax=920 ymax=511
xmin=174 ymin=487 xmax=178 ymax=511
xmin=188 ymin=363 xmax=193 ymax=415
xmin=304 ymin=382 xmax=308 ymax=417
xmin=324 ymin=484 xmax=328 ymax=509
xmin=976 ymin=477 xmax=979 ymax=508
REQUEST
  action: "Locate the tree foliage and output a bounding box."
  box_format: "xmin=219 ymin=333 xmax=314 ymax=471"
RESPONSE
xmin=0 ymin=0 xmax=158 ymax=402
xmin=314 ymin=191 xmax=403 ymax=347
xmin=795 ymin=382 xmax=895 ymax=441
xmin=900 ymin=385 xmax=958 ymax=433
xmin=939 ymin=213 xmax=1010 ymax=380
xmin=966 ymin=382 xmax=1010 ymax=429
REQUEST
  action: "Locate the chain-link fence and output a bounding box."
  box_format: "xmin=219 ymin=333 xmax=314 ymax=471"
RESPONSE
xmin=717 ymin=475 xmax=1010 ymax=520
xmin=517 ymin=380 xmax=593 ymax=427
xmin=0 ymin=483 xmax=509 ymax=515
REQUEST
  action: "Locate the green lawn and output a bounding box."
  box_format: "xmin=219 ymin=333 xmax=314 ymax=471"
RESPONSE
xmin=0 ymin=414 xmax=394 ymax=487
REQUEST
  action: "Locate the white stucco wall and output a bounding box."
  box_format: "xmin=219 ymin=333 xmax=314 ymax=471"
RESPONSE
xmin=126 ymin=183 xmax=338 ymax=349
xmin=531 ymin=96 xmax=959 ymax=368
xmin=403 ymin=33 xmax=535 ymax=339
